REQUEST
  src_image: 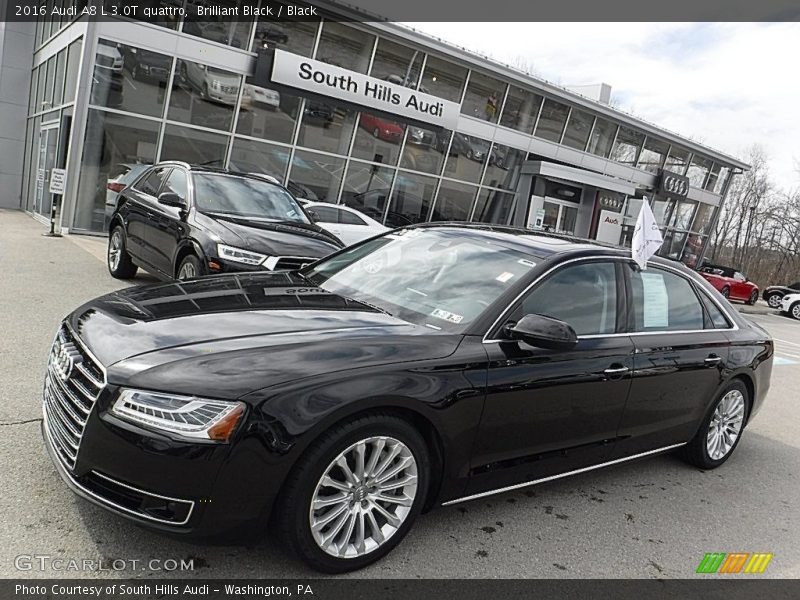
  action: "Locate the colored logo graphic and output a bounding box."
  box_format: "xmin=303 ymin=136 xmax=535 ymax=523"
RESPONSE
xmin=696 ymin=552 xmax=773 ymax=574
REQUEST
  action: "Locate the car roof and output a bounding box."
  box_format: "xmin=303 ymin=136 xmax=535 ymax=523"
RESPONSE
xmin=411 ymin=222 xmax=681 ymax=266
xmin=153 ymin=162 xmax=289 ymax=185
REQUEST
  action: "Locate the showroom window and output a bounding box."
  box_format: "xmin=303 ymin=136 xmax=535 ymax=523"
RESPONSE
xmin=664 ymin=146 xmax=690 ymax=174
xmin=669 ymin=199 xmax=697 ymax=230
xmin=534 ymin=99 xmax=570 ymax=143
xmin=637 ymin=137 xmax=669 ymax=174
xmin=64 ymin=38 xmax=82 ymax=104
xmin=370 ymin=37 xmax=424 ymax=87
xmin=169 ymin=59 xmax=240 ymax=131
xmin=236 ymin=78 xmax=301 ymax=144
xmin=53 ymin=49 xmax=66 ymax=108
xmin=92 ymin=40 xmax=171 ymax=118
xmin=35 ymin=66 xmax=46 ymax=114
xmin=74 ymin=110 xmax=159 ymax=232
xmin=434 ymin=180 xmax=478 ymax=222
xmin=182 ymin=1 xmax=252 ymax=49
xmin=351 ymin=112 xmax=404 ymax=166
xmin=659 ymin=229 xmax=688 ymax=261
xmin=228 ymin=137 xmax=291 ymax=181
xmin=691 ymin=203 xmax=716 ymax=235
xmin=295 ymin=101 xmax=357 ymax=155
xmin=686 ymin=155 xmax=713 ymax=188
xmin=385 ymin=171 xmax=437 ymax=226
xmin=561 ymin=108 xmax=594 ymax=151
xmin=586 ymin=118 xmax=617 ymax=158
xmin=481 ymin=145 xmax=525 ymax=190
xmin=287 ymin=149 xmax=345 ymax=202
xmin=419 ymin=55 xmax=468 ymax=103
xmin=682 ymin=234 xmax=708 ymax=269
xmin=499 ymin=86 xmax=542 ymax=134
xmin=340 ymin=161 xmax=396 ymax=220
xmin=610 ymin=126 xmax=644 ymax=166
xmin=628 ymin=266 xmax=704 ymax=332
xmin=461 ymin=71 xmax=506 ymax=123
xmin=443 ymin=134 xmax=491 ymax=184
xmin=472 ymin=188 xmax=515 ymax=224
xmin=315 ymin=22 xmax=375 ymax=74
xmin=400 ymin=126 xmax=450 ymax=176
xmin=250 ymin=16 xmax=318 ymax=55
xmin=28 ymin=66 xmax=38 ymax=115
xmin=712 ymin=165 xmax=730 ymax=194
xmin=42 ymin=56 xmax=55 ymax=112
xmin=160 ymin=124 xmax=229 ymax=166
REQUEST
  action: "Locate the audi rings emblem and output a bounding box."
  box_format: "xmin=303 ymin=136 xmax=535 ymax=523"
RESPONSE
xmin=661 ymin=173 xmax=688 ymax=198
xmin=53 ymin=340 xmax=81 ymax=382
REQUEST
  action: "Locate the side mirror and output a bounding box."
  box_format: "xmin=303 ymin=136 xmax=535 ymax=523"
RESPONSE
xmin=158 ymin=192 xmax=187 ymax=211
xmin=504 ymin=313 xmax=578 ymax=351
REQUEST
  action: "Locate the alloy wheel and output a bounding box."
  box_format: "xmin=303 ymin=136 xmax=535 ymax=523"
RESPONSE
xmin=768 ymin=294 xmax=782 ymax=308
xmin=108 ymin=230 xmax=122 ymax=271
xmin=309 ymin=436 xmax=418 ymax=559
xmin=178 ymin=262 xmax=196 ymax=280
xmin=792 ymin=304 xmax=800 ymax=320
xmin=706 ymin=390 xmax=745 ymax=460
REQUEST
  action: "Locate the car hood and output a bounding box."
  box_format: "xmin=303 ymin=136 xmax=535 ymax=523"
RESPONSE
xmin=67 ymin=272 xmax=462 ymax=399
xmin=197 ymin=212 xmax=343 ymax=257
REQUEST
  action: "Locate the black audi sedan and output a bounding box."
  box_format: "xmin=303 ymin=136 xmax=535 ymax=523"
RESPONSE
xmin=43 ymin=224 xmax=773 ymax=572
xmin=106 ymin=162 xmax=343 ymax=281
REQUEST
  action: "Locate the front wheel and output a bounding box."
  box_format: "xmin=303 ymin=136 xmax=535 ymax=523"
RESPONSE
xmin=274 ymin=414 xmax=430 ymax=573
xmin=682 ymin=380 xmax=749 ymax=469
xmin=791 ymin=302 xmax=800 ymax=320
xmin=747 ymin=290 xmax=759 ymax=305
xmin=766 ymin=293 xmax=783 ymax=308
xmin=721 ymin=286 xmax=730 ymax=299
xmin=107 ymin=226 xmax=138 ymax=279
xmin=176 ymin=254 xmax=202 ymax=281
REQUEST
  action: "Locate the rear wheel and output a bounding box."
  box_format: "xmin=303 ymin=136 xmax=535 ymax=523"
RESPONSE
xmin=721 ymin=286 xmax=730 ymax=299
xmin=791 ymin=302 xmax=800 ymax=320
xmin=107 ymin=226 xmax=138 ymax=279
xmin=747 ymin=290 xmax=758 ymax=305
xmin=682 ymin=380 xmax=749 ymax=469
xmin=274 ymin=414 xmax=429 ymax=573
xmin=766 ymin=293 xmax=783 ymax=308
xmin=177 ymin=254 xmax=202 ymax=281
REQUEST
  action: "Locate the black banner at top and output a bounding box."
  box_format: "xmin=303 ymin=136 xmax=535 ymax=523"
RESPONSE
xmin=2 ymin=0 xmax=800 ymax=23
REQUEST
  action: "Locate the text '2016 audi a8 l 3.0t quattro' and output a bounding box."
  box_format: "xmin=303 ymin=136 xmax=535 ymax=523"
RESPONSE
xmin=106 ymin=162 xmax=343 ymax=282
xmin=43 ymin=224 xmax=773 ymax=572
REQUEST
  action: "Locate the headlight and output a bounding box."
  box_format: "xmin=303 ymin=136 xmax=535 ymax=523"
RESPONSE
xmin=217 ymin=244 xmax=267 ymax=265
xmin=111 ymin=389 xmax=245 ymax=442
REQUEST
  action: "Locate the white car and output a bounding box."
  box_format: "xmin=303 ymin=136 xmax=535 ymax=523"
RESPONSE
xmin=300 ymin=201 xmax=389 ymax=246
xmin=181 ymin=62 xmax=240 ymax=105
xmin=242 ymin=84 xmax=280 ymax=110
xmin=95 ymin=43 xmax=123 ymax=73
xmin=781 ymin=293 xmax=800 ymax=319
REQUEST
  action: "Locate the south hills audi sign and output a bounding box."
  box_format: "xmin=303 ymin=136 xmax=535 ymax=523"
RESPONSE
xmin=269 ymin=49 xmax=461 ymax=129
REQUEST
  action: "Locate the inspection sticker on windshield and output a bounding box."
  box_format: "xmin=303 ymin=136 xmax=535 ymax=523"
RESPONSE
xmin=431 ymin=308 xmax=463 ymax=324
xmin=496 ymin=272 xmax=515 ymax=283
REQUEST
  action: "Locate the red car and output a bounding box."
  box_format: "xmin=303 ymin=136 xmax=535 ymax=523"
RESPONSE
xmin=698 ymin=263 xmax=759 ymax=304
xmin=359 ymin=113 xmax=404 ymax=143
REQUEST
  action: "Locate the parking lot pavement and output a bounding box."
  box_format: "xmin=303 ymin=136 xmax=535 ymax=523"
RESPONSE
xmin=1 ymin=208 xmax=799 ymax=579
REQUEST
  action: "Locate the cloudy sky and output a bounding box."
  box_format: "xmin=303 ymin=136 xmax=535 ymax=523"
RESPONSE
xmin=407 ymin=22 xmax=799 ymax=190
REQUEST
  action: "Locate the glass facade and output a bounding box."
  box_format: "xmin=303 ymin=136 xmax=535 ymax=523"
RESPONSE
xmin=19 ymin=7 xmax=741 ymax=256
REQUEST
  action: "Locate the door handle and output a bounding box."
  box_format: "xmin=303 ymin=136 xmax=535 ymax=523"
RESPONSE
xmin=603 ymin=365 xmax=630 ymax=378
xmin=704 ymin=355 xmax=722 ymax=366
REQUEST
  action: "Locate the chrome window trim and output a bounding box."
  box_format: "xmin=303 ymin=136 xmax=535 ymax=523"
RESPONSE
xmin=482 ymin=255 xmax=739 ymax=344
xmin=442 ymin=442 xmax=686 ymax=506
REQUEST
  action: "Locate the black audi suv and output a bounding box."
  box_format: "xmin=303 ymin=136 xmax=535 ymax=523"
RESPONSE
xmin=44 ymin=224 xmax=773 ymax=573
xmin=106 ymin=162 xmax=343 ymax=281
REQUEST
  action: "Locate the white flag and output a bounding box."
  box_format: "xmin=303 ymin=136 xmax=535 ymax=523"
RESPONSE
xmin=631 ymin=197 xmax=663 ymax=270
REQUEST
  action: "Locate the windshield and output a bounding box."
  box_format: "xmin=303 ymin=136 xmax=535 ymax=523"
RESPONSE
xmin=305 ymin=228 xmax=538 ymax=331
xmin=193 ymin=174 xmax=309 ymax=223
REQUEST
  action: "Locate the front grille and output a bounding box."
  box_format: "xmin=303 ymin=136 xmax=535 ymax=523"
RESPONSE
xmin=220 ymin=85 xmax=237 ymax=94
xmin=274 ymin=256 xmax=314 ymax=271
xmin=43 ymin=324 xmax=106 ymax=471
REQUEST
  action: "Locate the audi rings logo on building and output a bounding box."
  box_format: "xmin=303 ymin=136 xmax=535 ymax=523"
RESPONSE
xmin=659 ymin=170 xmax=690 ymax=198
xmin=52 ymin=340 xmax=81 ymax=382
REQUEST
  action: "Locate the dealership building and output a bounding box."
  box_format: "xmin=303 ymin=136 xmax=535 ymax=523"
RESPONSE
xmin=0 ymin=1 xmax=750 ymax=266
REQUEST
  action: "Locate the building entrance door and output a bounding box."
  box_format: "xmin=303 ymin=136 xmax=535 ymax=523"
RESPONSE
xmin=542 ymin=199 xmax=578 ymax=235
xmin=31 ymin=123 xmax=60 ymax=219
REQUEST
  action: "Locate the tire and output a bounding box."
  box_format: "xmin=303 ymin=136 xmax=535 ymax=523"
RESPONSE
xmin=682 ymin=380 xmax=749 ymax=469
xmin=747 ymin=290 xmax=758 ymax=305
xmin=274 ymin=414 xmax=430 ymax=573
xmin=766 ymin=293 xmax=783 ymax=308
xmin=721 ymin=286 xmax=730 ymax=299
xmin=107 ymin=225 xmax=138 ymax=279
xmin=176 ymin=254 xmax=202 ymax=281
xmin=791 ymin=302 xmax=800 ymax=321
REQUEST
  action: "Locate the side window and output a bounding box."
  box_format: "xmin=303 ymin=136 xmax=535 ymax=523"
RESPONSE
xmin=629 ymin=267 xmax=704 ymax=332
xmin=520 ymin=262 xmax=618 ymax=336
xmin=699 ymin=292 xmax=732 ymax=329
xmin=163 ymin=169 xmax=188 ymax=201
xmin=135 ymin=167 xmax=169 ymax=197
xmin=310 ymin=205 xmax=339 ymax=223
xmin=339 ymin=209 xmax=367 ymax=226
xmin=733 ymin=272 xmax=746 ymax=282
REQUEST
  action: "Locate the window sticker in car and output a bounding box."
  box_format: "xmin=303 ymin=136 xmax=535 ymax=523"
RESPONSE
xmin=641 ymin=272 xmax=669 ymax=328
xmin=496 ymin=272 xmax=515 ymax=283
xmin=518 ymin=258 xmax=536 ymax=267
xmin=430 ymin=308 xmax=464 ymax=324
